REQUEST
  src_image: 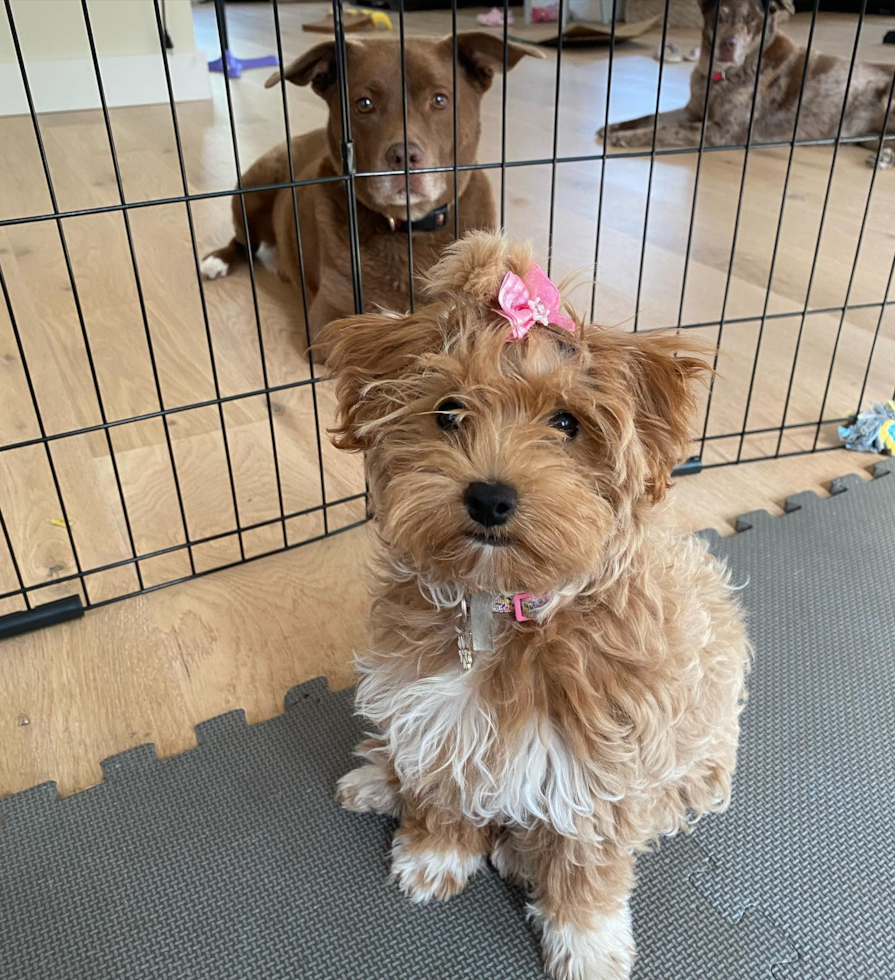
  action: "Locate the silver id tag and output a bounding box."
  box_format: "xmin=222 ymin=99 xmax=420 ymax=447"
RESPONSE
xmin=469 ymin=593 xmax=494 ymax=654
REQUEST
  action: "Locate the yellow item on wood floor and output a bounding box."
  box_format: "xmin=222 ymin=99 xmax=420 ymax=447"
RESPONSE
xmin=346 ymin=8 xmax=392 ymax=30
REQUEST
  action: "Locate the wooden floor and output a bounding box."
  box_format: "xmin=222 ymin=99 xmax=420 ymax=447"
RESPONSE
xmin=0 ymin=5 xmax=892 ymax=796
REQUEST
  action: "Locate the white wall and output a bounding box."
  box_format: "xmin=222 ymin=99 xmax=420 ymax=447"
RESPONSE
xmin=0 ymin=0 xmax=209 ymax=116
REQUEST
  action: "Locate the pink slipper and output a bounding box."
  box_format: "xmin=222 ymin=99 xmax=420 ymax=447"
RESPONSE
xmin=477 ymin=7 xmax=514 ymax=27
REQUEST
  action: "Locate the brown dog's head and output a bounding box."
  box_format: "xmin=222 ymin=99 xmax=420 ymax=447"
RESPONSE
xmin=700 ymin=0 xmax=794 ymax=72
xmin=320 ymin=233 xmax=710 ymax=596
xmin=270 ymin=34 xmax=541 ymax=220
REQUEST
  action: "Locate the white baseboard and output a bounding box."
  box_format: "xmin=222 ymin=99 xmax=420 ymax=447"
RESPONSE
xmin=0 ymin=50 xmax=210 ymax=117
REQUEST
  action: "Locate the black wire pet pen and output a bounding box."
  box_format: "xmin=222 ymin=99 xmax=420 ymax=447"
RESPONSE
xmin=0 ymin=0 xmax=892 ymax=639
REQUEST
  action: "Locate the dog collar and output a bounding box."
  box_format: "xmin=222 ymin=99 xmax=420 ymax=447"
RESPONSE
xmin=385 ymin=203 xmax=450 ymax=234
xmin=456 ymin=592 xmax=549 ymax=671
xmin=711 ymin=70 xmax=726 ymax=82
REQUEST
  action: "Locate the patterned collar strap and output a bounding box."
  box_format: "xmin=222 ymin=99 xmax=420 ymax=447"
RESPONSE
xmin=491 ymin=593 xmax=549 ymax=623
xmin=457 ymin=592 xmax=550 ymax=671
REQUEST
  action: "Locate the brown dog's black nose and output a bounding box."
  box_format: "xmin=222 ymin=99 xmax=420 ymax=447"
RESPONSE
xmin=464 ymin=482 xmax=518 ymax=528
xmin=386 ymin=142 xmax=424 ymax=169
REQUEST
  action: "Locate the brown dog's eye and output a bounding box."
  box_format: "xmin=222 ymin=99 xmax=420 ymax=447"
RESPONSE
xmin=548 ymin=411 xmax=579 ymax=438
xmin=435 ymin=399 xmax=464 ymax=431
xmin=431 ymin=93 xmax=449 ymax=110
xmin=356 ymin=97 xmax=374 ymax=113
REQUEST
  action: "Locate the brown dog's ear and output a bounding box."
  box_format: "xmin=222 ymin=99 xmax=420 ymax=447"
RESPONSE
xmin=620 ymin=332 xmax=712 ymax=502
xmin=265 ymin=40 xmax=349 ymax=95
xmin=318 ymin=311 xmax=444 ymax=452
xmin=445 ymin=31 xmax=544 ymax=91
xmin=769 ymin=0 xmax=796 ymax=15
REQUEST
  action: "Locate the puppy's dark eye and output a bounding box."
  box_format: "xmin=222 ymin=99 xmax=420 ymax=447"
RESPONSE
xmin=435 ymin=399 xmax=464 ymax=431
xmin=548 ymin=411 xmax=580 ymax=438
xmin=356 ymin=97 xmax=374 ymax=113
xmin=431 ymin=93 xmax=449 ymax=109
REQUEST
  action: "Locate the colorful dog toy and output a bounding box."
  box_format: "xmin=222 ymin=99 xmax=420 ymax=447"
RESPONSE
xmin=839 ymin=400 xmax=895 ymax=455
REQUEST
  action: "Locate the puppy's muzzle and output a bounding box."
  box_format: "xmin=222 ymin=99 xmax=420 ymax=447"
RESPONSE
xmin=464 ymin=481 xmax=518 ymax=528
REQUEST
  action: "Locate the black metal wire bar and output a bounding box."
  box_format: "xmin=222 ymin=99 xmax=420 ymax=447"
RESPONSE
xmin=733 ymin=0 xmax=820 ymax=461
xmin=856 ymin=246 xmax=895 ymax=412
xmin=82 ymin=518 xmax=368 ymax=614
xmin=80 ymin=0 xmax=196 ymax=576
xmin=0 ymin=256 xmax=87 ymax=603
xmin=666 ymin=297 xmax=895 ymax=333
xmin=702 ymin=413 xmax=852 ymax=443
xmin=0 ymin=176 xmax=347 ymax=229
xmin=675 ymin=0 xmax=723 ymax=330
xmin=631 ymin=0 xmax=671 ymax=331
xmin=698 ymin=2 xmax=773 ymax=454
xmin=704 ymin=443 xmax=841 ymax=470
xmin=5 ymin=131 xmax=895 ymax=232
xmin=451 ymin=0 xmax=460 ymax=239
xmin=5 ymin=291 xmax=894 ymax=461
xmin=4 ymin=289 xmax=893 ymax=461
xmin=499 ymin=0 xmax=509 ymax=228
xmin=0 ymin=490 xmax=368 ymax=604
xmin=545 ymin=0 xmax=566 ymax=277
xmin=270 ymin=0 xmax=330 ymax=534
xmin=0 ymin=500 xmax=29 ymax=610
xmin=4 ymin=0 xmax=140 ymax=597
xmin=397 ymin=0 xmax=415 ymax=311
xmin=332 ymin=0 xmax=364 ymax=313
xmin=773 ymin=2 xmax=868 ymax=458
xmin=811 ymin=65 xmax=895 ymax=451
xmin=211 ymin=0 xmax=288 ymax=547
xmin=589 ymin=0 xmax=618 ymax=321
xmin=0 ymin=377 xmax=323 ymax=456
xmin=151 ymin=0 xmax=245 ymax=560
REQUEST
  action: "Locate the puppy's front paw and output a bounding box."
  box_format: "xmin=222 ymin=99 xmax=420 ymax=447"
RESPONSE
xmin=870 ymin=147 xmax=895 ymax=170
xmin=336 ymin=763 xmax=401 ymax=817
xmin=531 ymin=902 xmax=636 ymax=980
xmin=390 ymin=832 xmax=484 ymax=904
xmin=490 ymin=829 xmax=532 ymax=889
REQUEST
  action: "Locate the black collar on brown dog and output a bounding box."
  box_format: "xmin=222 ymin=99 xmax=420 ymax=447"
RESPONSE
xmin=385 ymin=204 xmax=450 ymax=234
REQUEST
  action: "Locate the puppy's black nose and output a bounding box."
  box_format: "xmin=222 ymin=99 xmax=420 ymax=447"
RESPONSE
xmin=464 ymin=481 xmax=518 ymax=528
xmin=386 ymin=142 xmax=424 ymax=169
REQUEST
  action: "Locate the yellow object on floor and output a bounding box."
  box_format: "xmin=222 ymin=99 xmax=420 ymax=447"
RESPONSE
xmin=346 ymin=8 xmax=392 ymax=30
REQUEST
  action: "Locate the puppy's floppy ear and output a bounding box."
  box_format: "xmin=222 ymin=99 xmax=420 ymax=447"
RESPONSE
xmin=620 ymin=332 xmax=712 ymax=502
xmin=265 ymin=40 xmax=352 ymax=95
xmin=318 ymin=311 xmax=444 ymax=452
xmin=445 ymin=31 xmax=544 ymax=91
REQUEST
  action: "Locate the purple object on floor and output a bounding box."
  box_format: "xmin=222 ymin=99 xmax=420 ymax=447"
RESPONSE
xmin=208 ymin=49 xmax=278 ymax=79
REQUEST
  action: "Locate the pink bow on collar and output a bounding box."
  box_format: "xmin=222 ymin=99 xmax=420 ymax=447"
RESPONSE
xmin=496 ymin=263 xmax=576 ymax=342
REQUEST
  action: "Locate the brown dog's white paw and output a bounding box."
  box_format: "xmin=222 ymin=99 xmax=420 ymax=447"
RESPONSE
xmin=336 ymin=763 xmax=401 ymax=818
xmin=200 ymin=254 xmax=230 ymax=280
xmin=530 ymin=902 xmax=636 ymax=980
xmin=870 ymin=147 xmax=895 ymax=170
xmin=390 ymin=832 xmax=484 ymax=904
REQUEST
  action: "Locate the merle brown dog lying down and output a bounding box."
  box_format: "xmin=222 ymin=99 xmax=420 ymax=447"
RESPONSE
xmin=201 ymin=33 xmax=541 ymax=350
xmin=599 ymin=0 xmax=895 ymax=170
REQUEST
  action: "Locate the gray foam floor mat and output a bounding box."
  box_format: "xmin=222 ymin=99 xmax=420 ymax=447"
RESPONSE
xmin=1 ymin=461 xmax=893 ymax=979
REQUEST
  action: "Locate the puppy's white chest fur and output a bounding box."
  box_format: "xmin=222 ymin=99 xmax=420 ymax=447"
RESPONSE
xmin=357 ymin=662 xmax=621 ymax=838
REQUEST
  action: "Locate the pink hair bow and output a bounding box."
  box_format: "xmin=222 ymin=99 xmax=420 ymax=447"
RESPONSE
xmin=496 ymin=263 xmax=576 ymax=342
